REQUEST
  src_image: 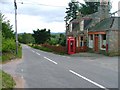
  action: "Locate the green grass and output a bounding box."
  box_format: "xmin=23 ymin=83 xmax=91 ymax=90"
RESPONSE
xmin=2 ymin=46 xmax=22 ymax=63
xmin=0 ymin=70 xmax=16 ymax=89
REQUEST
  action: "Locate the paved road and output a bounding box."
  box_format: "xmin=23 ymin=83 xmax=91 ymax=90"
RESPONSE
xmin=9 ymin=45 xmax=118 ymax=89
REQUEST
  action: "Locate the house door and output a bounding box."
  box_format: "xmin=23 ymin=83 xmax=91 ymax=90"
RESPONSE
xmin=94 ymin=35 xmax=99 ymax=52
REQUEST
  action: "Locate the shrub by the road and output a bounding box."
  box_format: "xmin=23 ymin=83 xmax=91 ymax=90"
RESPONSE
xmin=32 ymin=45 xmax=53 ymax=52
xmin=30 ymin=44 xmax=67 ymax=55
xmin=2 ymin=38 xmax=16 ymax=52
xmin=2 ymin=38 xmax=22 ymax=62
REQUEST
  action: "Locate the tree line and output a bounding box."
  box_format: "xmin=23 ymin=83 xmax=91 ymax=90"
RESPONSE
xmin=18 ymin=29 xmax=66 ymax=46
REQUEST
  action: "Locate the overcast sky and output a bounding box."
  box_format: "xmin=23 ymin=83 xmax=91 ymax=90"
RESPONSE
xmin=0 ymin=0 xmax=119 ymax=33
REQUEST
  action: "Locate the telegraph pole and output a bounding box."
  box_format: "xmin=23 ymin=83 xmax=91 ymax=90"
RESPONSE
xmin=14 ymin=0 xmax=18 ymax=55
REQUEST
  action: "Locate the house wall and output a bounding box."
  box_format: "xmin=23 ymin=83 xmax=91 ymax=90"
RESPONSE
xmin=106 ymin=30 xmax=120 ymax=55
xmin=88 ymin=33 xmax=107 ymax=54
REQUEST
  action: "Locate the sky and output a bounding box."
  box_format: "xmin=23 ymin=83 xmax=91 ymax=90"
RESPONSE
xmin=0 ymin=0 xmax=119 ymax=33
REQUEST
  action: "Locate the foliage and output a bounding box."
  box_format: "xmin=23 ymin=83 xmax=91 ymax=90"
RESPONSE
xmin=2 ymin=21 xmax=14 ymax=39
xmin=0 ymin=70 xmax=16 ymax=89
xmin=1 ymin=13 xmax=22 ymax=62
xmin=33 ymin=28 xmax=51 ymax=44
xmin=2 ymin=38 xmax=16 ymax=52
xmin=58 ymin=33 xmax=66 ymax=46
xmin=18 ymin=33 xmax=35 ymax=44
xmin=30 ymin=44 xmax=53 ymax=52
xmin=47 ymin=33 xmax=66 ymax=46
xmin=65 ymin=0 xmax=80 ymax=21
xmin=0 ymin=31 xmax=2 ymax=52
xmin=80 ymin=1 xmax=100 ymax=15
xmin=65 ymin=0 xmax=112 ymax=21
xmin=2 ymin=46 xmax=22 ymax=62
xmin=30 ymin=44 xmax=67 ymax=55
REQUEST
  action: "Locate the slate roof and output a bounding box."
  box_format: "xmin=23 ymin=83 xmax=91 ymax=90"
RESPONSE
xmin=88 ymin=17 xmax=120 ymax=32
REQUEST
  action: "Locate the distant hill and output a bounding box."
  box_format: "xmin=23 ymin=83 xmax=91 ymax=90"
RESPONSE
xmin=51 ymin=32 xmax=65 ymax=35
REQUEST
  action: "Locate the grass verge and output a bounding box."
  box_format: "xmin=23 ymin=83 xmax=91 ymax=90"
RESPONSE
xmin=0 ymin=70 xmax=16 ymax=89
xmin=2 ymin=46 xmax=22 ymax=63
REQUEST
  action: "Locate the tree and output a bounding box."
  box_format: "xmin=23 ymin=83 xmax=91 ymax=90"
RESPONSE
xmin=58 ymin=33 xmax=66 ymax=46
xmin=65 ymin=0 xmax=80 ymax=21
xmin=0 ymin=13 xmax=14 ymax=39
xmin=48 ymin=34 xmax=58 ymax=45
xmin=0 ymin=13 xmax=16 ymax=53
xmin=33 ymin=28 xmax=51 ymax=44
xmin=18 ymin=33 xmax=35 ymax=44
xmin=2 ymin=21 xmax=14 ymax=39
xmin=65 ymin=0 xmax=112 ymax=21
xmin=79 ymin=1 xmax=100 ymax=15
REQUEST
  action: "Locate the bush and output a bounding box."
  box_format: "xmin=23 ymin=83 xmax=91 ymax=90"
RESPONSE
xmin=2 ymin=38 xmax=16 ymax=53
xmin=32 ymin=45 xmax=53 ymax=52
xmin=30 ymin=44 xmax=67 ymax=55
xmin=2 ymin=38 xmax=22 ymax=62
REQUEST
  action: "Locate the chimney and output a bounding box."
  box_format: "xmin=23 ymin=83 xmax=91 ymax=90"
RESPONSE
xmin=99 ymin=0 xmax=109 ymax=20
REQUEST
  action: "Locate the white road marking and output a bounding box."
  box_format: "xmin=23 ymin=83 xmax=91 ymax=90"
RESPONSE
xmin=69 ymin=70 xmax=108 ymax=90
xmin=21 ymin=69 xmax=23 ymax=72
xmin=36 ymin=52 xmax=41 ymax=56
xmin=32 ymin=50 xmax=35 ymax=53
xmin=44 ymin=57 xmax=58 ymax=65
xmin=62 ymin=56 xmax=70 ymax=58
xmin=67 ymin=57 xmax=70 ymax=58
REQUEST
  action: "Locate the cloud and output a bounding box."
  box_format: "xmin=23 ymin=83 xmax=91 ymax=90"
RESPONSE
xmin=0 ymin=0 xmax=119 ymax=33
xmin=4 ymin=13 xmax=65 ymax=33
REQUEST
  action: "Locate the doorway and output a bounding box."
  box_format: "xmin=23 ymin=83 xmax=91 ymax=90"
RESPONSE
xmin=94 ymin=35 xmax=99 ymax=52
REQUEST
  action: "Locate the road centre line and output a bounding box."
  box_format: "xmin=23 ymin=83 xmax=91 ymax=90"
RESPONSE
xmin=36 ymin=52 xmax=41 ymax=55
xmin=32 ymin=50 xmax=35 ymax=53
xmin=44 ymin=57 xmax=58 ymax=65
xmin=69 ymin=70 xmax=108 ymax=90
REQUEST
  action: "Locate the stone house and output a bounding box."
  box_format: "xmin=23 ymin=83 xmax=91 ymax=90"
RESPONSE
xmin=88 ymin=17 xmax=120 ymax=56
xmin=66 ymin=0 xmax=120 ymax=55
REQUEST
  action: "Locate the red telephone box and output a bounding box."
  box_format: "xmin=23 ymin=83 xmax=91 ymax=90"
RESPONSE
xmin=67 ymin=37 xmax=76 ymax=54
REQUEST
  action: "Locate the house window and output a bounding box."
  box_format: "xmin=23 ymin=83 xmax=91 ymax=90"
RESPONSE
xmin=90 ymin=35 xmax=93 ymax=40
xmin=101 ymin=34 xmax=106 ymax=49
xmin=80 ymin=36 xmax=84 ymax=47
xmin=89 ymin=35 xmax=93 ymax=48
xmin=72 ymin=22 xmax=79 ymax=31
xmin=103 ymin=34 xmax=106 ymax=40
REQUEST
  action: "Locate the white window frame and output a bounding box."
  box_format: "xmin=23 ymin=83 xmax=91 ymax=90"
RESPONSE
xmin=100 ymin=34 xmax=106 ymax=50
xmin=89 ymin=35 xmax=93 ymax=48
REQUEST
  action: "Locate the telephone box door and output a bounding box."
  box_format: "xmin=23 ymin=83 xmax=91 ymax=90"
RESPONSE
xmin=67 ymin=37 xmax=75 ymax=54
